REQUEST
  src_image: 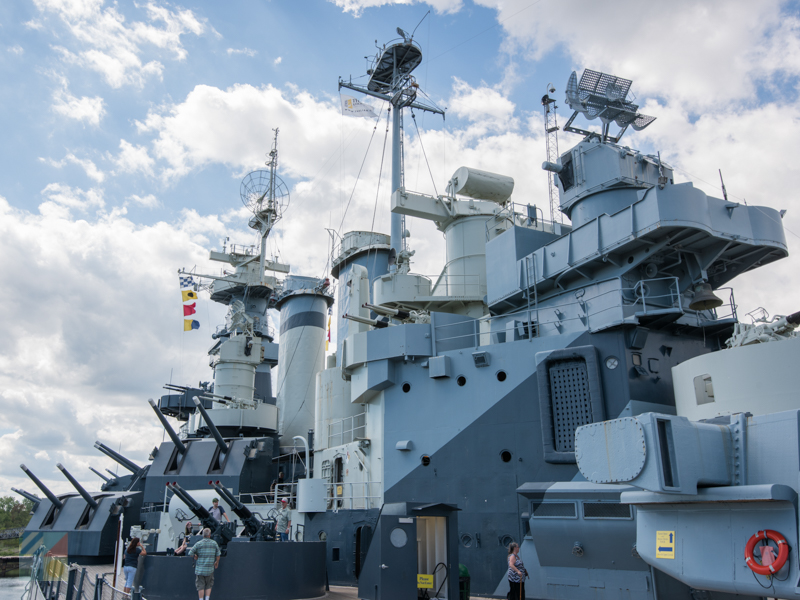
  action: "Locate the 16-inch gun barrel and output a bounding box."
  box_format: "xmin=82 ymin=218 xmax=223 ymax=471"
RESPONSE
xmin=57 ymin=463 xmax=98 ymax=509
xmin=148 ymin=398 xmax=187 ymax=454
xmin=19 ymin=464 xmax=63 ymax=509
xmin=94 ymin=442 xmax=142 ymax=474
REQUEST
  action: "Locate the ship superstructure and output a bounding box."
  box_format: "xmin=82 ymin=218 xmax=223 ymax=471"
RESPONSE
xmin=17 ymin=34 xmax=800 ymax=600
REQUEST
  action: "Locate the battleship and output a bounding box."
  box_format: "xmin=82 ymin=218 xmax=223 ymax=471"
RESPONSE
xmin=15 ymin=27 xmax=800 ymax=600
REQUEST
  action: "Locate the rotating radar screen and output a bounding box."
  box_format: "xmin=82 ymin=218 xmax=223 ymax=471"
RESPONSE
xmin=240 ymin=170 xmax=290 ymax=217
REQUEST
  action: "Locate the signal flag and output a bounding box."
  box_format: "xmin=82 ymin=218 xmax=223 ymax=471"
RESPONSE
xmin=184 ymin=319 xmax=200 ymax=332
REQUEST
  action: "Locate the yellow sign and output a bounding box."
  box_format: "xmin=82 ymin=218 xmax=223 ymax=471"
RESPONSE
xmin=417 ymin=574 xmax=434 ymax=589
xmin=656 ymin=530 xmax=675 ymax=559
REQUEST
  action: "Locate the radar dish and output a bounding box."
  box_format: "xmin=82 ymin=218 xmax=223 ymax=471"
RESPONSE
xmin=240 ymin=170 xmax=290 ymax=218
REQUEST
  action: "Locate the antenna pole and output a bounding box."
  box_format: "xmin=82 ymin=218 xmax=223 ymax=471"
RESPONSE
xmin=260 ymin=129 xmax=280 ymax=282
xmin=542 ymin=86 xmax=561 ymax=224
xmin=390 ymin=106 xmax=402 ymax=266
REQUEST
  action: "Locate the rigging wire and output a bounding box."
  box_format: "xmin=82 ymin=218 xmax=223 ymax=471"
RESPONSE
xmin=365 ymin=105 xmax=393 ymax=280
xmin=411 ymin=110 xmax=439 ymax=196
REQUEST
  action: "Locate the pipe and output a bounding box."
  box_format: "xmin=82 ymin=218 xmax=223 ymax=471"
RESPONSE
xmin=19 ymin=464 xmax=63 ymax=509
xmin=94 ymin=442 xmax=141 ymax=474
xmin=89 ymin=467 xmax=111 ymax=483
xmin=292 ymin=436 xmax=310 ymax=479
xmin=343 ymin=313 xmax=389 ymax=329
xmin=191 ymin=397 xmax=228 ymax=454
xmin=56 ymin=463 xmax=98 ymax=510
xmin=148 ymin=399 xmax=187 ymax=454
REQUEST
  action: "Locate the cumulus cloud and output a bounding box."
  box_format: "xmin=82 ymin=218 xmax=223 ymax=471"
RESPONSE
xmin=52 ymin=82 xmax=106 ymax=125
xmin=33 ymin=0 xmax=207 ymax=88
xmin=40 ymin=183 xmax=105 ymax=214
xmin=273 ymin=56 xmax=282 ymax=66
xmin=8 ymin=45 xmax=24 ymax=55
xmin=112 ymin=139 xmax=155 ymax=176
xmin=328 ymin=0 xmax=462 ymax=16
xmin=41 ymin=153 xmax=105 ymax=183
xmin=0 ymin=194 xmax=249 ymax=494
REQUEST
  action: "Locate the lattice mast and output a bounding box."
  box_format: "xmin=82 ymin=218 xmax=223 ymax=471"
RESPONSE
xmin=542 ymin=84 xmax=561 ymax=223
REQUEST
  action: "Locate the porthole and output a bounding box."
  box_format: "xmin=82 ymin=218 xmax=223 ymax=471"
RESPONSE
xmin=500 ymin=534 xmax=514 ymax=548
xmin=496 ymin=370 xmax=507 ymax=382
xmin=390 ymin=527 xmax=408 ymax=548
xmin=421 ymin=455 xmax=431 ymax=467
xmin=460 ymin=533 xmax=473 ymax=548
xmin=402 ymin=382 xmax=411 ymax=393
xmin=500 ymin=450 xmax=512 ymax=463
xmin=457 ymin=375 xmax=467 ymax=387
xmin=627 ymin=256 xmax=634 ymax=264
xmin=318 ymin=531 xmax=327 ymax=541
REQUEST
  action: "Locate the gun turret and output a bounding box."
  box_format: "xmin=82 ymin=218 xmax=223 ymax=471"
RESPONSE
xmin=89 ymin=467 xmax=111 ymax=483
xmin=12 ymin=487 xmax=41 ymax=508
xmin=56 ymin=463 xmax=98 ymax=510
xmin=19 ymin=464 xmax=63 ymax=510
xmin=94 ymin=442 xmax=142 ymax=474
xmin=191 ymin=397 xmax=228 ymax=455
xmin=167 ymin=483 xmax=233 ymax=546
xmin=148 ymin=398 xmax=187 ymax=454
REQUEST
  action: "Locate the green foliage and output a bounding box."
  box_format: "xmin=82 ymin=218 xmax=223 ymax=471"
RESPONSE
xmin=0 ymin=496 xmax=34 ymax=530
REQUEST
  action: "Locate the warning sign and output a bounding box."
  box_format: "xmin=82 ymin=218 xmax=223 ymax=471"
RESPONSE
xmin=417 ymin=574 xmax=434 ymax=589
xmin=656 ymin=530 xmax=675 ymax=559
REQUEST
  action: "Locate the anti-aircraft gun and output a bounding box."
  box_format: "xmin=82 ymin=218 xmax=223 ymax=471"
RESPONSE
xmin=167 ymin=483 xmax=233 ymax=547
xmin=210 ymin=482 xmax=275 ymax=541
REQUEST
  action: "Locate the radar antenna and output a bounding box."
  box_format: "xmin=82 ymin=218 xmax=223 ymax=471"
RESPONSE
xmin=339 ymin=29 xmax=444 ymax=271
xmin=562 ymin=69 xmax=656 ymax=143
xmin=240 ymin=128 xmax=290 ymax=281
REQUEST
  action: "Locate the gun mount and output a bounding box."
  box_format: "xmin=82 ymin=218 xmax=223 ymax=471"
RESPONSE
xmin=94 ymin=442 xmax=142 ymax=474
xmin=20 ymin=464 xmax=63 ymax=510
xmin=167 ymin=483 xmax=233 ymax=547
xmin=210 ymin=482 xmax=275 ymax=541
xmin=191 ymin=397 xmax=229 ymax=455
xmin=149 ymin=398 xmax=188 ymax=453
xmin=12 ymin=487 xmax=41 ymax=509
xmin=56 ymin=463 xmax=98 ymax=510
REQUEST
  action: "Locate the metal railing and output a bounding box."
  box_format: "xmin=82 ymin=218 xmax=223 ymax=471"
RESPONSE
xmin=620 ymin=276 xmax=682 ymax=314
xmin=324 ymin=481 xmax=382 ymax=511
xmin=328 ymin=413 xmax=366 ymax=448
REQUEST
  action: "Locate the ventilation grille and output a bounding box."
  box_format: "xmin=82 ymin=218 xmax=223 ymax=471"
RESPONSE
xmin=532 ymin=502 xmax=576 ymax=518
xmin=583 ymin=502 xmax=632 ymax=519
xmin=549 ymin=359 xmax=593 ymax=452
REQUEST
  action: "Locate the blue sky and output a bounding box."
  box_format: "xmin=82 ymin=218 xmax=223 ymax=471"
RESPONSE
xmin=3 ymin=0 xmax=800 ymax=495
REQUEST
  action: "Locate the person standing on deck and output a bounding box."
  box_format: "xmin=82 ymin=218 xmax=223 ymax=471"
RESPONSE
xmin=208 ymin=499 xmax=230 ymax=523
xmin=276 ymin=498 xmax=291 ymax=541
xmin=187 ymin=528 xmax=221 ymax=600
xmin=507 ymin=542 xmax=528 ymax=600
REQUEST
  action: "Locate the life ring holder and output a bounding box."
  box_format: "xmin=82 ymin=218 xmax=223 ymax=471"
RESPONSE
xmin=745 ymin=530 xmax=789 ymax=576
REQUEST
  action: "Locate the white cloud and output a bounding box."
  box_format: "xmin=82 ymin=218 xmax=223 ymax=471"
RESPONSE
xmin=33 ymin=0 xmax=208 ymax=88
xmin=273 ymin=56 xmax=282 ymax=66
xmin=448 ymin=77 xmax=518 ymax=134
xmin=34 ymin=450 xmax=50 ymax=461
xmin=227 ymin=47 xmax=257 ymax=57
xmin=52 ymin=82 xmax=106 ymax=125
xmin=474 ymin=0 xmax=800 ymax=110
xmin=112 ymin=139 xmax=155 ymax=176
xmin=8 ymin=45 xmax=24 ymax=55
xmin=127 ymin=193 xmax=159 ymax=208
xmin=328 ymin=0 xmax=462 ymax=17
xmin=41 ymin=153 xmax=105 ymax=183
xmin=40 ymin=183 xmax=105 ymax=215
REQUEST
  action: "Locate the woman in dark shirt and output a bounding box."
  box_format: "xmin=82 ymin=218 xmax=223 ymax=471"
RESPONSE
xmin=175 ymin=522 xmax=193 ymax=555
xmin=123 ymin=537 xmax=146 ymax=595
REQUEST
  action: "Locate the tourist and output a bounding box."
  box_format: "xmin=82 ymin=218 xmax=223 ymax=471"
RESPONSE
xmin=123 ymin=537 xmax=146 ymax=596
xmin=175 ymin=521 xmax=194 ymax=555
xmin=506 ymin=542 xmax=527 ymax=600
xmin=208 ymin=498 xmax=230 ymax=523
xmin=187 ymin=528 xmax=221 ymax=600
xmin=276 ymin=498 xmax=291 ymax=541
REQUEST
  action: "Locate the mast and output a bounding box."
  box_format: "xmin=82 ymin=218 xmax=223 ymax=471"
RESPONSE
xmin=339 ymin=29 xmax=444 ymax=270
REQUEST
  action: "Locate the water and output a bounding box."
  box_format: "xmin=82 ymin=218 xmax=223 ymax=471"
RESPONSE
xmin=0 ymin=578 xmax=27 ymax=600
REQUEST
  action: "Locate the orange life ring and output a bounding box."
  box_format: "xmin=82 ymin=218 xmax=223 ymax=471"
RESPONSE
xmin=745 ymin=530 xmax=789 ymax=576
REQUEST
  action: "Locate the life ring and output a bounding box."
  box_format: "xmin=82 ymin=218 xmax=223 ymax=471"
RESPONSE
xmin=745 ymin=530 xmax=789 ymax=575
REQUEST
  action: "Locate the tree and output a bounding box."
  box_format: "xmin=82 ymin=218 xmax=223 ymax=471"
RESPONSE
xmin=0 ymin=496 xmax=34 ymax=530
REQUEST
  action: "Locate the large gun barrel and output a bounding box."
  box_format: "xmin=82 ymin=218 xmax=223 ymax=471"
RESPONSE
xmin=166 ymin=483 xmax=217 ymax=528
xmin=363 ymin=302 xmax=411 ymax=320
xmin=210 ymin=483 xmax=269 ymax=539
xmin=148 ymin=398 xmax=187 ymax=454
xmin=19 ymin=464 xmax=63 ymax=509
xmin=89 ymin=467 xmax=111 ymax=483
xmin=12 ymin=487 xmax=41 ymax=507
xmin=56 ymin=463 xmax=98 ymax=510
xmin=94 ymin=442 xmax=142 ymax=474
xmin=210 ymin=483 xmax=250 ymax=518
xmin=191 ymin=397 xmax=228 ymax=455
